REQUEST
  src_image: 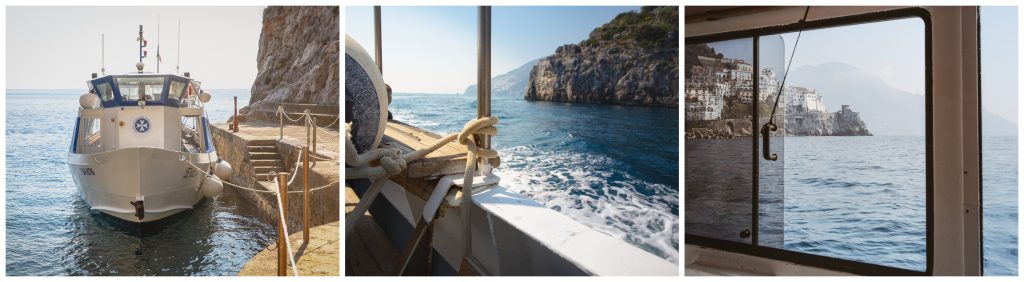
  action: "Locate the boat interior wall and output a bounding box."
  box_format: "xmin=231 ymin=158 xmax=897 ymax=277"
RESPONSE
xmin=686 ymin=6 xmax=908 ymax=38
xmin=684 ymin=6 xmax=982 ymax=275
xmin=685 ymin=245 xmax=851 ymax=276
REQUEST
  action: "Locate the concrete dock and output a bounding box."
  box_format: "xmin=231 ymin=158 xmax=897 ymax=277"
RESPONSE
xmin=210 ymin=120 xmax=340 ymax=276
xmin=239 ymin=221 xmax=340 ymax=276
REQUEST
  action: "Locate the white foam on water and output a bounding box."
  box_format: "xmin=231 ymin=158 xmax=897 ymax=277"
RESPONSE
xmin=496 ymin=145 xmax=679 ymax=263
xmin=390 ymin=108 xmax=441 ymax=128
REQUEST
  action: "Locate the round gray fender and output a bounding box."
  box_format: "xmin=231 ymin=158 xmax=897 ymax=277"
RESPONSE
xmin=345 ymin=34 xmax=388 ymax=153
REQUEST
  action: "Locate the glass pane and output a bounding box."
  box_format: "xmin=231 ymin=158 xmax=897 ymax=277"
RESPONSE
xmin=758 ymin=34 xmax=785 ymax=249
xmin=685 ymin=38 xmax=754 ymax=243
xmin=95 ymin=82 xmax=114 ymax=102
xmin=768 ymin=18 xmax=927 ymax=271
xmin=116 ymin=76 xmax=165 ymax=102
xmin=168 ymin=80 xmax=185 ymax=101
xmin=980 ymin=6 xmax=1018 ymax=276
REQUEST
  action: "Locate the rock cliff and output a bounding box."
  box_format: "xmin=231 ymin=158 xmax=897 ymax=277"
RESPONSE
xmin=524 ymin=6 xmax=678 ymax=107
xmin=239 ymin=6 xmax=339 ymax=123
xmin=785 ymin=105 xmax=872 ymax=136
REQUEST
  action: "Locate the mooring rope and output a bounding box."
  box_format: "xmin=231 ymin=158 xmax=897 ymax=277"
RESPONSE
xmin=271 ymin=177 xmax=300 ymax=276
xmin=276 ymin=106 xmax=306 ymax=123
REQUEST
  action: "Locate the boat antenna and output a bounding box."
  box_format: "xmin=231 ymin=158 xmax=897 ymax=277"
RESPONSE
xmin=760 ymin=6 xmax=809 ymax=161
xmin=157 ymin=15 xmax=161 ymax=73
xmin=176 ymin=18 xmax=181 ymax=75
xmin=101 ymin=34 xmax=105 ymax=75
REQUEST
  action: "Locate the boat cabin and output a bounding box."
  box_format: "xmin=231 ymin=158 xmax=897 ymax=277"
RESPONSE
xmin=72 ymin=74 xmax=214 ymax=155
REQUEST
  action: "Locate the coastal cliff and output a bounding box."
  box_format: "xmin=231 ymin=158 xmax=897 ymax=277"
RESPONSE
xmin=785 ymin=105 xmax=872 ymax=136
xmin=239 ymin=6 xmax=339 ymax=123
xmin=525 ymin=6 xmax=678 ymax=107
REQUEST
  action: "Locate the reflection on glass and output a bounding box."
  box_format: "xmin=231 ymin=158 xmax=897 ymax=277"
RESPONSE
xmin=685 ymin=38 xmax=754 ymax=243
xmin=758 ymin=34 xmax=785 ymax=249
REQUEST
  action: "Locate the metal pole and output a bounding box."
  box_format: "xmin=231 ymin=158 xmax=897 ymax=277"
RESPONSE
xmin=279 ymin=108 xmax=284 ymax=140
xmin=232 ymin=96 xmax=239 ymax=132
xmin=303 ymin=146 xmax=310 ymax=243
xmin=459 ymin=5 xmax=491 ymax=268
xmin=374 ymin=6 xmax=383 ymax=73
xmin=477 ymin=6 xmax=492 ymax=150
xmin=277 ymin=172 xmax=289 ymax=276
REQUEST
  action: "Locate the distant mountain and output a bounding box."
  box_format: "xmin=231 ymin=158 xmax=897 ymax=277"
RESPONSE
xmin=463 ymin=59 xmax=539 ymax=97
xmin=983 ymin=109 xmax=1018 ymax=136
xmin=789 ymin=63 xmax=926 ymax=136
xmin=789 ymin=62 xmax=1018 ymax=136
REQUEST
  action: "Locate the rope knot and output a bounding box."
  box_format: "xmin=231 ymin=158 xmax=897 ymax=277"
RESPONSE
xmin=457 ymin=117 xmax=499 ymax=159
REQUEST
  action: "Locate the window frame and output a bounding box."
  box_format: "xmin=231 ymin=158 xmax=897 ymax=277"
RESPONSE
xmin=685 ymin=7 xmax=934 ymax=275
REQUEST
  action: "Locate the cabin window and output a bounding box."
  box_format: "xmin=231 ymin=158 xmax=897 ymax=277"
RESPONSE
xmin=78 ymin=118 xmax=103 ymax=154
xmin=168 ymin=80 xmax=186 ymax=101
xmin=181 ymin=116 xmax=202 ymax=153
xmin=116 ymin=76 xmax=165 ymax=102
xmin=95 ymin=82 xmax=114 ymax=102
xmin=686 ymin=15 xmax=928 ymax=273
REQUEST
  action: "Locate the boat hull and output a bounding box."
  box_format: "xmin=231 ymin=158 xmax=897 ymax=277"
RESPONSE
xmin=67 ymin=147 xmax=215 ymax=223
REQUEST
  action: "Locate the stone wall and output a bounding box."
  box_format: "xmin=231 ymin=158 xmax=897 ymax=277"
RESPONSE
xmin=210 ymin=123 xmax=339 ymax=232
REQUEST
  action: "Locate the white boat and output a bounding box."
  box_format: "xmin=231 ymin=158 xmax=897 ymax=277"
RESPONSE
xmin=67 ymin=26 xmax=231 ymax=223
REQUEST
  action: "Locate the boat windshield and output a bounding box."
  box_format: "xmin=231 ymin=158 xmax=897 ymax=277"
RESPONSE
xmin=116 ymin=76 xmax=165 ymax=102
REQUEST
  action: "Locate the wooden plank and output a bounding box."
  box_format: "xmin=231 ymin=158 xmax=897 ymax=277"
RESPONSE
xmin=381 ymin=120 xmax=499 ymax=180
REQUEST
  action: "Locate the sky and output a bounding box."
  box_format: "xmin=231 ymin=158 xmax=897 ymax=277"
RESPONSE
xmin=709 ymin=9 xmax=1017 ymax=123
xmin=6 ymin=6 xmax=264 ymax=90
xmin=980 ymin=6 xmax=1019 ymax=124
xmin=346 ymin=6 xmax=639 ymax=94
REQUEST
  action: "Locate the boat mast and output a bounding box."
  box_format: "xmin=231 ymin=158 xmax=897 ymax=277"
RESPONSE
xmin=137 ymin=25 xmax=147 ymax=73
xmin=177 ymin=18 xmax=181 ymax=75
xmin=101 ymin=34 xmax=105 ymax=75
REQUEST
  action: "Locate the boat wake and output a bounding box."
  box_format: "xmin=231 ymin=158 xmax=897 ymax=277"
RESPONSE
xmin=498 ymin=145 xmax=679 ymax=263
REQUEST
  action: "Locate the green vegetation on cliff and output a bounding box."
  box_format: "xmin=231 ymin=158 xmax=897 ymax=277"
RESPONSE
xmin=581 ymin=6 xmax=678 ymax=49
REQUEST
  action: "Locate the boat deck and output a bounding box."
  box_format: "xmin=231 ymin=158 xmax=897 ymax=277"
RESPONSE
xmin=346 ymin=120 xmax=498 ymax=276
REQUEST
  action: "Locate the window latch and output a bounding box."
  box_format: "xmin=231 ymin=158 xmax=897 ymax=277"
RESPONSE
xmin=761 ymin=122 xmax=778 ymax=161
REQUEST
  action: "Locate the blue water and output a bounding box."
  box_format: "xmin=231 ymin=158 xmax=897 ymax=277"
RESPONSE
xmin=982 ymin=136 xmax=1019 ymax=276
xmin=390 ymin=93 xmax=680 ymax=263
xmin=781 ymin=136 xmax=1017 ymax=275
xmin=4 ymin=89 xmax=278 ymax=276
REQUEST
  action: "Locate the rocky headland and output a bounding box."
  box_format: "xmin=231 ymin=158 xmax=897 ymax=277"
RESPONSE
xmin=524 ymin=6 xmax=678 ymax=107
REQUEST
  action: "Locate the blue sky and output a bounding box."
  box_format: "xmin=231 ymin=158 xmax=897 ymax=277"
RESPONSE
xmin=346 ymin=6 xmax=638 ymax=94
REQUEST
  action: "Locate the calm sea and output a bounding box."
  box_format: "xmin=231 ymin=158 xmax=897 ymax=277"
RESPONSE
xmin=4 ymin=89 xmax=274 ymax=276
xmin=390 ymin=93 xmax=680 ymax=263
xmin=687 ymin=135 xmax=1017 ymax=275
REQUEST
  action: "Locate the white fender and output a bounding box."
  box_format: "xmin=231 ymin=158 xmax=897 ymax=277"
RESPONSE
xmin=201 ymin=175 xmax=224 ymax=198
xmin=214 ymin=161 xmax=233 ymax=180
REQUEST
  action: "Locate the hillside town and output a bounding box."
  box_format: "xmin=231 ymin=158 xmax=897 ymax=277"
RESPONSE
xmin=685 ymin=45 xmax=870 ymax=138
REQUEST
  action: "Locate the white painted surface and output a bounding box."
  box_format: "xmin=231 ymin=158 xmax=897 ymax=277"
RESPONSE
xmin=380 ymin=181 xmax=678 ymax=275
